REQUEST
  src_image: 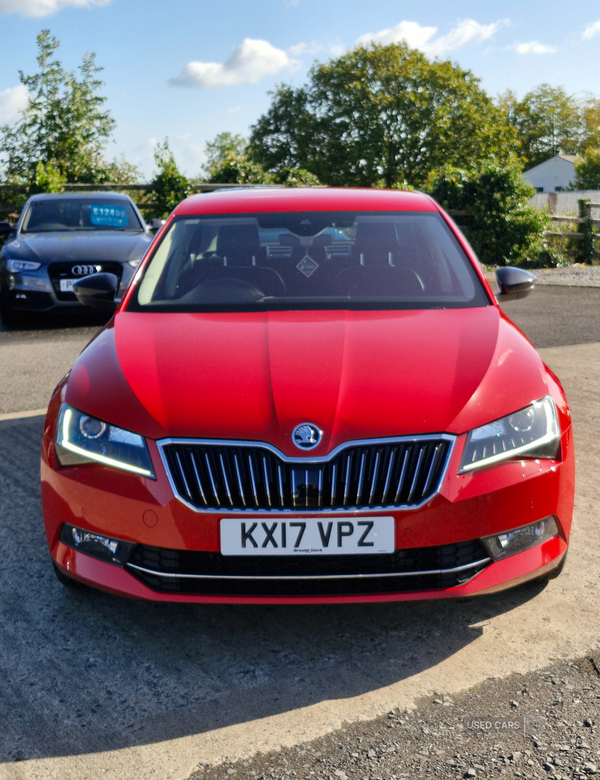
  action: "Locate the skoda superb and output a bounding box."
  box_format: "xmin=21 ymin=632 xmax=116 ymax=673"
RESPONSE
xmin=41 ymin=188 xmax=574 ymax=603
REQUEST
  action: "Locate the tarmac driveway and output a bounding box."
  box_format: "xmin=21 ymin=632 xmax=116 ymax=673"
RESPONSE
xmin=0 ymin=286 xmax=598 ymax=780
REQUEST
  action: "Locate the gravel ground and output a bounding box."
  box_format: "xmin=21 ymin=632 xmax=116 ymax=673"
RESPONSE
xmin=191 ymin=655 xmax=600 ymax=780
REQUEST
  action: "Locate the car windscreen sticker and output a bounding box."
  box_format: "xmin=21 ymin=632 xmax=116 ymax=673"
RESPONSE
xmin=90 ymin=204 xmax=128 ymax=228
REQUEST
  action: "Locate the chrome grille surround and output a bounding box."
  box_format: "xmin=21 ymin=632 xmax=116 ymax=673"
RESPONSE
xmin=157 ymin=434 xmax=456 ymax=513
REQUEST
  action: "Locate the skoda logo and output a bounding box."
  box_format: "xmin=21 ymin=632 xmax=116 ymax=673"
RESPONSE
xmin=72 ymin=264 xmax=101 ymax=276
xmin=292 ymin=423 xmax=322 ymax=450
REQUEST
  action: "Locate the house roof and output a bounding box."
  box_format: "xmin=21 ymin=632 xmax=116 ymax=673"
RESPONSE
xmin=524 ymin=154 xmax=577 ymax=175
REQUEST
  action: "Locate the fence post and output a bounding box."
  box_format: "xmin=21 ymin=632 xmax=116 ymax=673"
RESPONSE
xmin=578 ymin=198 xmax=595 ymax=264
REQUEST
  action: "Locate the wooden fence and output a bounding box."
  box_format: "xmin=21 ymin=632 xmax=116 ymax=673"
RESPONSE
xmin=449 ymin=198 xmax=600 ymax=263
xmin=543 ymin=199 xmax=600 ymax=263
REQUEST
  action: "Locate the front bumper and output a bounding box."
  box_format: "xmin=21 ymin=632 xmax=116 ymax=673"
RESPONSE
xmin=51 ymin=535 xmax=568 ymax=604
xmin=41 ymin=407 xmax=575 ymax=603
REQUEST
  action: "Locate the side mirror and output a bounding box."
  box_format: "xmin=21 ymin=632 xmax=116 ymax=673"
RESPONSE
xmin=73 ymin=273 xmax=119 ymax=311
xmin=0 ymin=221 xmax=14 ymax=235
xmin=148 ymin=218 xmax=165 ymax=232
xmin=495 ymin=267 xmax=537 ymax=302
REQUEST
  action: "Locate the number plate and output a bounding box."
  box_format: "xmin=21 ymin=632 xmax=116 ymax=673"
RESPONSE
xmin=59 ymin=279 xmax=77 ymax=292
xmin=220 ymin=517 xmax=395 ymax=556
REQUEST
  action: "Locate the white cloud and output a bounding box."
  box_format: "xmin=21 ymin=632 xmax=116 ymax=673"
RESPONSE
xmin=510 ymin=40 xmax=557 ymax=55
xmin=582 ymin=20 xmax=600 ymax=40
xmin=169 ymin=38 xmax=299 ymax=89
xmin=357 ymin=21 xmax=437 ymax=51
xmin=226 ymin=104 xmax=249 ymax=114
xmin=0 ymin=0 xmax=109 ymax=17
xmin=0 ymin=84 xmax=28 ymax=124
xmin=288 ymin=40 xmax=324 ymax=57
xmin=357 ymin=18 xmax=508 ymax=57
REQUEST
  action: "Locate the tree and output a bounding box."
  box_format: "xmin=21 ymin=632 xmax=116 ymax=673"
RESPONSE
xmin=0 ymin=30 xmax=118 ymax=184
xmin=498 ymin=85 xmax=583 ymax=168
xmin=575 ymin=149 xmax=600 ymax=189
xmin=249 ymin=43 xmax=516 ymax=189
xmin=581 ymin=95 xmax=600 ymax=152
xmin=427 ymin=161 xmax=548 ymax=266
xmin=273 ymin=167 xmax=321 ymax=186
xmin=204 ymin=150 xmax=273 ymax=185
xmin=145 ymin=140 xmax=193 ymax=218
xmin=202 ymin=132 xmax=248 ymax=177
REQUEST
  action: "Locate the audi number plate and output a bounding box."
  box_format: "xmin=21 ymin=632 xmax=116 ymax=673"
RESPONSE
xmin=220 ymin=517 xmax=395 ymax=556
xmin=59 ymin=279 xmax=77 ymax=292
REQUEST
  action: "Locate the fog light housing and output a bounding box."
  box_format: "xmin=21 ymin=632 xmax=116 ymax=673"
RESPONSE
xmin=59 ymin=523 xmax=134 ymax=566
xmin=481 ymin=516 xmax=559 ymax=561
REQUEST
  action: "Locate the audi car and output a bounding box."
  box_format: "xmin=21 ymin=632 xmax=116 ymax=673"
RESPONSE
xmin=0 ymin=192 xmax=154 ymax=324
xmin=40 ymin=187 xmax=574 ymax=603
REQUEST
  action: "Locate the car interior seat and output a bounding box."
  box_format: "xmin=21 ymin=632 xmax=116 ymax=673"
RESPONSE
xmin=331 ymin=221 xmax=425 ymax=298
xmin=195 ymin=224 xmax=285 ymax=298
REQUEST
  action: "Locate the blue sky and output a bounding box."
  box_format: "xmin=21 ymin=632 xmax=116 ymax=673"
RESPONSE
xmin=0 ymin=0 xmax=598 ymax=179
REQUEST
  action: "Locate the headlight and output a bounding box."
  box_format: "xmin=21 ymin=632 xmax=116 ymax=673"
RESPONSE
xmin=7 ymin=259 xmax=41 ymax=272
xmin=55 ymin=404 xmax=155 ymax=478
xmin=460 ymin=396 xmax=560 ymax=473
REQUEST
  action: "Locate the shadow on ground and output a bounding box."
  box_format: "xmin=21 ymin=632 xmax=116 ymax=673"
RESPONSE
xmin=0 ymin=417 xmax=546 ymax=763
xmin=0 ymin=309 xmax=108 ymax=341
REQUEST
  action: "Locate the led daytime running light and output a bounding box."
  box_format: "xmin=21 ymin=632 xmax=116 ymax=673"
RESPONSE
xmin=461 ymin=428 xmax=558 ymax=473
xmin=460 ymin=396 xmax=560 ymax=473
xmin=60 ymin=407 xmax=154 ymax=477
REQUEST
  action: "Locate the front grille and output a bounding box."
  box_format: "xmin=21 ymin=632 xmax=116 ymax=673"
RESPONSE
xmin=159 ymin=436 xmax=453 ymax=512
xmin=47 ymin=261 xmax=124 ymax=301
xmin=125 ymin=538 xmax=490 ymax=597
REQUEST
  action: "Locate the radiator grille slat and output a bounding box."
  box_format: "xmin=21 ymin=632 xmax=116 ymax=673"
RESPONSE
xmin=161 ymin=437 xmax=452 ymax=512
xmin=190 ymin=452 xmax=207 ymax=507
xmin=204 ymin=452 xmax=220 ymax=506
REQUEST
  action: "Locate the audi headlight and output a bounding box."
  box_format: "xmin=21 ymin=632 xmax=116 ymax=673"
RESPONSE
xmin=7 ymin=259 xmax=41 ymax=272
xmin=56 ymin=404 xmax=155 ymax=478
xmin=460 ymin=396 xmax=560 ymax=473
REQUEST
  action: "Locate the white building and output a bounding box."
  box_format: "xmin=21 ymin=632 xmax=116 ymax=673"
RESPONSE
xmin=523 ymin=155 xmax=576 ymax=193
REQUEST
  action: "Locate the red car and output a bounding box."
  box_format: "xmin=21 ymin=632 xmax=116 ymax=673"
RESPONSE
xmin=41 ymin=188 xmax=574 ymax=603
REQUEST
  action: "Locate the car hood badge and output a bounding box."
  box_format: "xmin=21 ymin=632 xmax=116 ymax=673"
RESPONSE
xmin=292 ymin=423 xmax=322 ymax=450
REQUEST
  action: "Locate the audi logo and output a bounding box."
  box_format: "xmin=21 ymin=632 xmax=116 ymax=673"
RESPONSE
xmin=72 ymin=264 xmax=101 ymax=276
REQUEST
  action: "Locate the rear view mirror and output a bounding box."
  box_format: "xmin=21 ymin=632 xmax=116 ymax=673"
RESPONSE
xmin=73 ymin=273 xmax=119 ymax=311
xmin=495 ymin=267 xmax=537 ymax=302
xmin=0 ymin=221 xmax=14 ymax=235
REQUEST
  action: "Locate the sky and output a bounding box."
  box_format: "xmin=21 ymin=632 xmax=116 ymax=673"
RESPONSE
xmin=0 ymin=0 xmax=598 ymax=179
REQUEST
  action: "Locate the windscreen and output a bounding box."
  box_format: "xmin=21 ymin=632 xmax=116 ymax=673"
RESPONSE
xmin=21 ymin=198 xmax=143 ymax=233
xmin=129 ymin=211 xmax=489 ymax=311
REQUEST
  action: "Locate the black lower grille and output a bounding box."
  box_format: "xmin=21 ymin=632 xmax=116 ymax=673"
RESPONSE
xmin=47 ymin=261 xmax=124 ymax=301
xmin=160 ymin=436 xmax=453 ymax=512
xmin=125 ymin=538 xmax=490 ymax=597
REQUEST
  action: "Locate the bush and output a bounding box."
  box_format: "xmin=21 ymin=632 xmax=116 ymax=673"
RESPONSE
xmin=204 ymin=152 xmax=273 ymax=185
xmin=575 ymin=149 xmax=600 ymax=189
xmin=427 ymin=161 xmax=548 ymax=266
xmin=145 ymin=140 xmax=193 ymax=219
xmin=272 ymin=167 xmax=321 ymax=187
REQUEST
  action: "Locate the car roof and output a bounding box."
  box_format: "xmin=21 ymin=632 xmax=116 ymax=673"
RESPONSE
xmin=175 ymin=187 xmax=438 ymax=216
xmin=27 ymin=192 xmax=133 ymax=202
